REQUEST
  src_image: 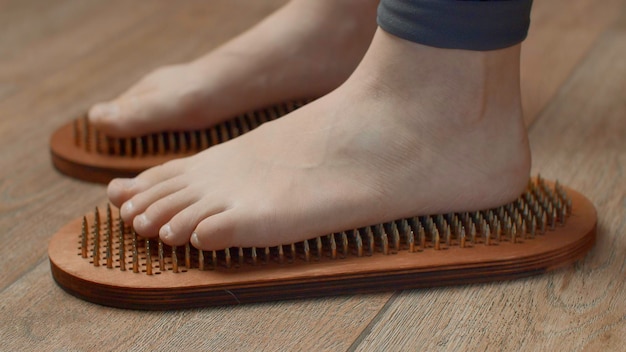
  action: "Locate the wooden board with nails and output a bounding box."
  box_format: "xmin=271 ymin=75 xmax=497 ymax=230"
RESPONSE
xmin=50 ymin=101 xmax=309 ymax=183
xmin=48 ymin=180 xmax=597 ymax=309
xmin=2 ymin=0 xmax=625 ymax=350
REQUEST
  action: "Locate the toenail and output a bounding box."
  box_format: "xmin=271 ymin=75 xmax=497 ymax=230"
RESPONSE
xmin=135 ymin=214 xmax=148 ymax=228
xmin=116 ymin=178 xmax=137 ymax=190
xmin=121 ymin=201 xmax=134 ymax=214
xmin=160 ymin=224 xmax=173 ymax=240
xmin=91 ymin=103 xmax=119 ymax=120
xmin=191 ymin=232 xmax=201 ymax=248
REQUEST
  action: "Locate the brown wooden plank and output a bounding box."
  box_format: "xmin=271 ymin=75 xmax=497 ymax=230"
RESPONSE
xmin=0 ymin=0 xmax=170 ymax=103
xmin=0 ymin=2 xmax=393 ymax=351
xmin=350 ymin=5 xmax=626 ymax=351
xmin=521 ymin=0 xmax=624 ymax=125
xmin=0 ymin=0 xmax=286 ymax=291
xmin=1 ymin=262 xmax=393 ymax=351
xmin=2 ymin=0 xmax=625 ymax=350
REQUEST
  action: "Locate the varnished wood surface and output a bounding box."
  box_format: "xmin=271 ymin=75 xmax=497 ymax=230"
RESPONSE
xmin=1 ymin=0 xmax=625 ymax=350
xmin=49 ymin=101 xmax=306 ymax=183
xmin=47 ymin=183 xmax=597 ymax=310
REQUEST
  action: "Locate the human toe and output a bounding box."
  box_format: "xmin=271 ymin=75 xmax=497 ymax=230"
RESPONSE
xmin=190 ymin=210 xmax=239 ymax=251
xmin=88 ymin=95 xmax=165 ymax=137
xmin=130 ymin=187 xmax=201 ymax=238
xmin=88 ymin=102 xmax=120 ymax=126
xmin=118 ymin=177 xmax=186 ymax=224
xmin=107 ymin=178 xmax=137 ymax=207
xmin=160 ymin=200 xmax=228 ymax=246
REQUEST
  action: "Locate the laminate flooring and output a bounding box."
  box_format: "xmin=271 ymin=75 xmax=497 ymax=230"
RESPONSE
xmin=1 ymin=1 xmax=624 ymax=350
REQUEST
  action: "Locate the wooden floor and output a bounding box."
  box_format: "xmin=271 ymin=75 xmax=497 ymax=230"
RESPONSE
xmin=2 ymin=0 xmax=625 ymax=350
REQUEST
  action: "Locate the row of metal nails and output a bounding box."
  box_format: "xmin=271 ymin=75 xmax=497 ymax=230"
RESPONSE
xmin=78 ymin=177 xmax=571 ymax=274
xmin=73 ymin=101 xmax=307 ymax=157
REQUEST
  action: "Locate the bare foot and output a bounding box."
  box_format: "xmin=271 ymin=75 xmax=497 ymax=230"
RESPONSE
xmin=108 ymin=29 xmax=531 ymax=250
xmin=88 ymin=0 xmax=378 ymax=137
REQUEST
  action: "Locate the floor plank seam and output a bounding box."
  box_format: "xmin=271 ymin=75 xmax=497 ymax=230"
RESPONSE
xmin=346 ymin=291 xmax=401 ymax=352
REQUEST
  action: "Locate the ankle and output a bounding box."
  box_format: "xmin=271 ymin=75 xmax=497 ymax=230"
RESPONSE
xmin=353 ymin=29 xmax=524 ymax=128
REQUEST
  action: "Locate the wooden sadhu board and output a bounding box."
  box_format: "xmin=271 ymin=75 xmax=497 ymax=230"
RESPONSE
xmin=50 ymin=100 xmax=309 ymax=183
xmin=48 ymin=178 xmax=596 ymax=309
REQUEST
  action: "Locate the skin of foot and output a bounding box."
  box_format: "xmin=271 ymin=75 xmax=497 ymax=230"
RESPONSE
xmin=107 ymin=28 xmax=531 ymax=251
xmin=88 ymin=0 xmax=378 ymax=137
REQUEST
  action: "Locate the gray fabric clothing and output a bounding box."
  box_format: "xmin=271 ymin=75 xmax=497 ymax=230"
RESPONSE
xmin=377 ymin=0 xmax=533 ymax=50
